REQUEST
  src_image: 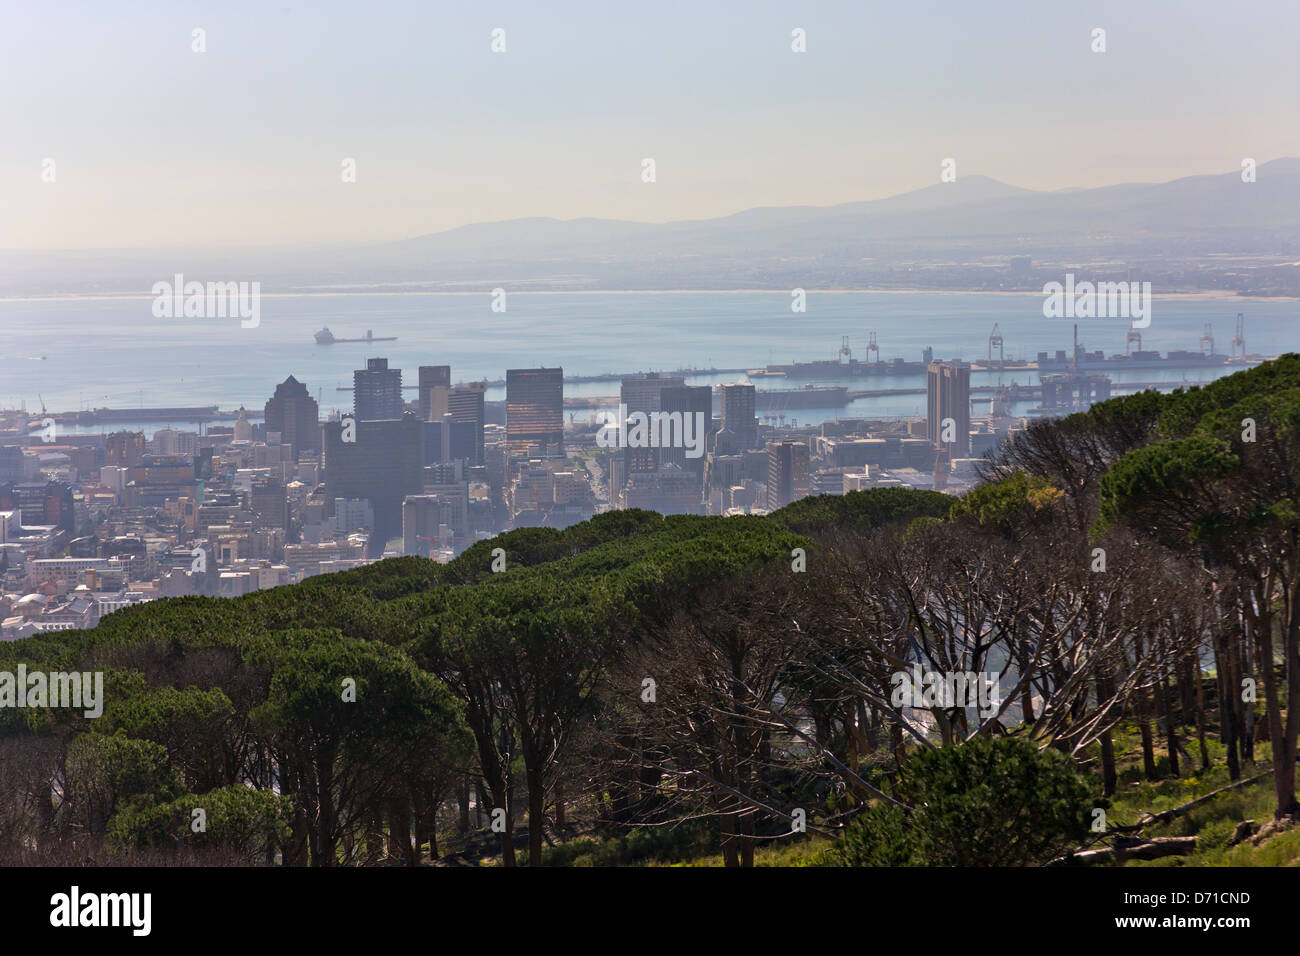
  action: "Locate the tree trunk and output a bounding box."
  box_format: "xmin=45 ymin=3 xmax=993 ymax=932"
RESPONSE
xmin=1097 ymin=675 xmax=1117 ymax=796
xmin=1100 ymin=728 xmax=1118 ymax=797
xmin=718 ymin=801 xmax=739 ymax=867
xmin=1193 ymin=653 xmax=1211 ymax=771
xmin=1159 ymin=662 xmax=1180 ymax=778
xmin=456 ymin=778 xmax=471 ymax=835
xmin=526 ymin=767 xmax=545 ymax=866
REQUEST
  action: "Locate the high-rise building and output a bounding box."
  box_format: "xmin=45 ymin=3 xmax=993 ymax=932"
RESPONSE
xmin=448 ymin=382 xmax=487 ymax=465
xmin=125 ymin=455 xmax=200 ymax=508
xmin=332 ymin=498 xmax=375 ymax=534
xmin=720 ymin=383 xmax=758 ymax=451
xmin=660 ymin=384 xmax=714 ymax=476
xmin=354 ymin=358 xmax=403 ymax=422
xmin=263 ymin=375 xmax=321 ymax=460
xmin=403 ymin=494 xmax=454 ymax=557
xmin=322 ymin=414 xmax=424 ymax=556
xmin=105 ymin=431 xmax=145 ymax=468
xmin=506 ymin=367 xmax=564 ymax=458
xmin=418 ymin=365 xmax=452 ymax=422
xmin=623 ymin=468 xmax=702 ymax=515
xmin=249 ymin=482 xmax=288 ymax=531
xmin=620 ymin=373 xmax=685 ymax=475
xmin=0 ymin=480 xmax=76 ymax=533
xmin=0 ymin=445 xmax=24 ymax=483
xmin=151 ymin=429 xmax=200 ymax=457
xmin=766 ymin=440 xmax=811 ymax=510
xmin=926 ymin=361 xmax=971 ymax=459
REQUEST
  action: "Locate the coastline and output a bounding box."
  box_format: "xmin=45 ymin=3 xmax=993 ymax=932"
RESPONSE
xmin=3 ymin=288 xmax=1297 ymax=304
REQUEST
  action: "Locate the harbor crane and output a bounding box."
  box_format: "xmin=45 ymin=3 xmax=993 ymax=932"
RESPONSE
xmin=1199 ymin=322 xmax=1215 ymax=356
xmin=866 ymin=331 xmax=880 ymax=364
xmin=988 ymin=324 xmax=1004 ymax=362
xmin=1231 ymin=313 xmax=1246 ymax=358
xmin=1125 ymin=328 xmax=1142 ymax=356
xmin=838 ymin=336 xmax=853 ymax=365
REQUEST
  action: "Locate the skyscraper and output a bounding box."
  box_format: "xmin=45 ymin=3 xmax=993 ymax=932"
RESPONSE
xmin=322 ymin=415 xmax=424 ymax=556
xmin=926 ymin=361 xmax=971 ymax=459
xmin=660 ymin=383 xmax=713 ymax=476
xmin=720 ymin=383 xmax=758 ymax=450
xmin=448 ymin=381 xmax=487 ymax=465
xmin=766 ymin=440 xmax=810 ymax=510
xmin=402 ymin=494 xmax=453 ymax=557
xmin=506 ymin=367 xmax=564 ymax=458
xmin=263 ymin=375 xmax=321 ymax=461
xmin=354 ymin=358 xmax=403 ymax=422
xmin=620 ymin=373 xmax=685 ymax=475
xmin=418 ymin=365 xmax=451 ymax=421
xmin=105 ymin=431 xmax=145 ymax=468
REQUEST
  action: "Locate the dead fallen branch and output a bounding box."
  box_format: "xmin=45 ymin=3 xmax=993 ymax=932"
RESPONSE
xmin=1134 ymin=771 xmax=1270 ymax=828
xmin=1072 ymin=835 xmax=1198 ymax=863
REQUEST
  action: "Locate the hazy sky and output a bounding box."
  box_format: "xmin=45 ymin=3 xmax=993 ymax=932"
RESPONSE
xmin=4 ymin=0 xmax=1299 ymax=249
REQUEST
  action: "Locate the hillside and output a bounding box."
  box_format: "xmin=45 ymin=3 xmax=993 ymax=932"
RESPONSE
xmin=4 ymin=358 xmax=1300 ymax=867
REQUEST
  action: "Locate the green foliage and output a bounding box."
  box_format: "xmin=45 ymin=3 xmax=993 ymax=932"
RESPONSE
xmin=1098 ymin=435 xmax=1238 ymax=535
xmin=105 ymin=686 xmax=236 ymax=791
xmin=64 ymin=731 xmax=186 ymax=831
xmin=948 ymin=471 xmax=1063 ymax=534
xmin=823 ymin=803 xmax=919 ymax=866
xmin=772 ymin=488 xmax=952 ymax=535
xmin=107 ymin=784 xmax=292 ymax=861
xmin=540 ymin=821 xmax=716 ymax=867
xmin=827 ymin=737 xmax=1093 ymax=866
xmin=247 ymin=628 xmax=463 ymax=768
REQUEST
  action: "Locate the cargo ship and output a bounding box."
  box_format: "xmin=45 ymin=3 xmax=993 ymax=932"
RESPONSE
xmin=764 ymin=357 xmax=928 ymax=379
xmin=1036 ymin=347 xmax=1232 ymax=372
xmin=314 ymin=327 xmax=397 ymax=345
xmin=754 ymin=385 xmax=850 ymax=409
xmin=764 ymin=336 xmax=933 ymax=378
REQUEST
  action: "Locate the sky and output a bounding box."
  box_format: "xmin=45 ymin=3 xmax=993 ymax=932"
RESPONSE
xmin=3 ymin=0 xmax=1299 ymax=249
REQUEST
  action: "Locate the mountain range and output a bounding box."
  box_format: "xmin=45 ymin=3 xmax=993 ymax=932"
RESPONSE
xmin=7 ymin=160 xmax=1300 ymax=296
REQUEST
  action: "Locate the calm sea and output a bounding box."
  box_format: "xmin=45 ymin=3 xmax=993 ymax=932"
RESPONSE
xmin=3 ymin=292 xmax=1296 ymax=432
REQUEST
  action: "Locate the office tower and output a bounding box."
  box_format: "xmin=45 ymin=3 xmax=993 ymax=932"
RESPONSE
xmin=607 ymin=454 xmax=625 ymax=506
xmin=264 ymin=375 xmax=321 ymax=460
xmin=660 ymin=384 xmax=713 ymax=476
xmin=448 ymin=382 xmax=487 ymax=465
xmin=322 ymin=415 xmax=424 ymax=556
xmin=332 ymin=498 xmax=375 ymax=534
xmin=620 ymin=373 xmax=685 ymax=475
xmin=926 ymin=361 xmax=971 ymax=459
xmin=403 ymin=494 xmax=454 ymax=556
xmin=0 ymin=480 xmax=76 ymax=533
xmin=249 ymin=482 xmax=288 ymax=531
xmin=421 ymin=417 xmax=480 ymax=466
xmin=622 ymin=469 xmax=702 ymax=515
xmin=766 ymin=440 xmax=811 ymax=510
xmin=418 ymin=365 xmax=452 ymax=421
xmin=151 ymin=429 xmax=199 ymax=457
xmin=105 ymin=431 xmax=145 ymax=467
xmin=354 ymin=358 xmax=403 ymax=422
xmin=506 ymin=367 xmax=564 ymax=458
xmin=720 ymin=383 xmax=758 ymax=451
xmin=126 ymin=455 xmax=200 ymax=508
xmin=0 ymin=445 xmax=22 ymax=483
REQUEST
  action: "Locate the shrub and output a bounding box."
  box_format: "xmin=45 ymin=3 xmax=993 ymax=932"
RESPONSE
xmin=828 ymin=736 xmax=1093 ymax=866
